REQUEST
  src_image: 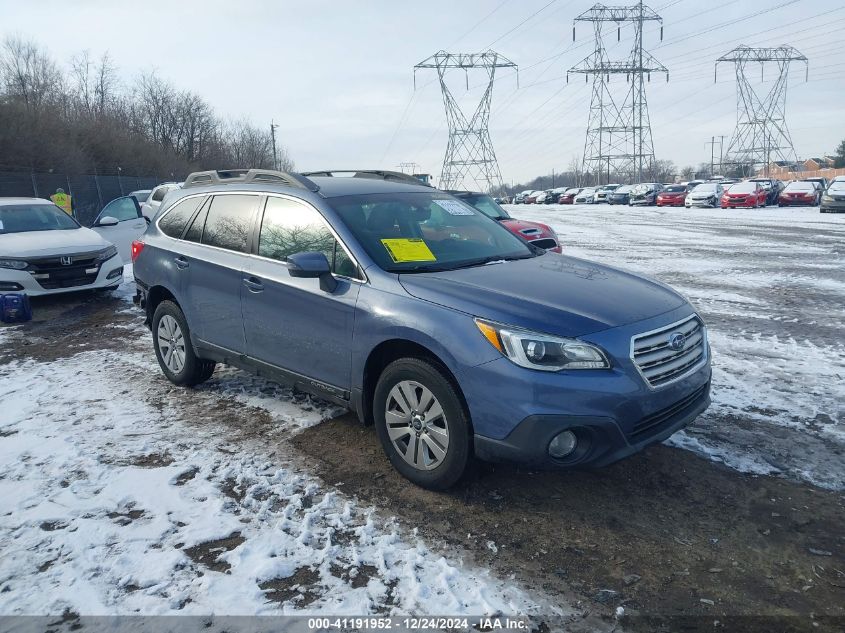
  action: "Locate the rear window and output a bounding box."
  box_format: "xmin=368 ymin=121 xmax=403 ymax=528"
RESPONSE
xmin=151 ymin=187 xmax=169 ymax=202
xmin=159 ymin=196 xmax=205 ymax=238
xmin=664 ymin=185 xmax=686 ymax=193
xmin=200 ymin=194 xmax=257 ymax=253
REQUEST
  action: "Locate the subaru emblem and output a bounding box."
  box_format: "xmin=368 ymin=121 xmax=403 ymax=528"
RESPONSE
xmin=668 ymin=332 xmax=686 ymax=351
xmin=60 ymin=256 xmax=73 ymax=266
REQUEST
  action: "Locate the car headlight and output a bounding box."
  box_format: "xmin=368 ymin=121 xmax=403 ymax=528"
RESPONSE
xmin=475 ymin=319 xmax=610 ymax=371
xmin=0 ymin=259 xmax=28 ymax=270
xmin=95 ymin=245 xmax=118 ymax=262
xmin=822 ymin=195 xmax=833 ymax=204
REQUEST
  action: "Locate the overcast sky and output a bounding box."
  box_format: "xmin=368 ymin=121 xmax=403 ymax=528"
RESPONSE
xmin=1 ymin=0 xmax=842 ymax=183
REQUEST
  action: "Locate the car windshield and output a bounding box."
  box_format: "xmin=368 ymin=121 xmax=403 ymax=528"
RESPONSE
xmin=828 ymin=181 xmax=845 ymax=192
xmin=615 ymin=185 xmax=632 ymax=193
xmin=0 ymin=203 xmax=80 ymax=234
xmin=458 ymin=193 xmax=510 ymax=220
xmin=692 ymin=183 xmax=718 ymax=193
xmin=328 ymin=192 xmax=537 ymax=273
xmin=632 ymin=184 xmax=655 ymax=193
xmin=580 ymin=189 xmax=595 ymax=194
xmin=564 ymin=188 xmax=580 ymax=194
xmin=750 ymin=180 xmax=772 ymax=190
xmin=785 ymin=182 xmax=815 ymax=192
xmin=729 ymin=182 xmax=756 ymax=193
xmin=664 ymin=185 xmax=686 ymax=193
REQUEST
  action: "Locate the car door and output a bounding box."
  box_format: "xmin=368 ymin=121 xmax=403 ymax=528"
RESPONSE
xmin=91 ymin=196 xmax=147 ymax=262
xmin=241 ymin=195 xmax=362 ymax=395
xmin=175 ymin=192 xmax=261 ymax=355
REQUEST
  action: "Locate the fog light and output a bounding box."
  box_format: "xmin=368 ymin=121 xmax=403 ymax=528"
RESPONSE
xmin=106 ymin=266 xmax=123 ymax=280
xmin=549 ymin=430 xmax=577 ymax=458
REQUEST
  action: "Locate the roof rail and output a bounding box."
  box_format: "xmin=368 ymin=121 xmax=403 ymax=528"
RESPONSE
xmin=183 ymin=169 xmax=319 ymax=192
xmin=301 ymin=170 xmax=432 ymax=187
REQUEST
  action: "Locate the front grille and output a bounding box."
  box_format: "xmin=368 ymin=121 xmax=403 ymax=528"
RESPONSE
xmin=26 ymin=250 xmax=102 ymax=290
xmin=529 ymin=238 xmax=557 ymax=250
xmin=631 ymin=315 xmax=706 ymax=388
xmin=630 ymin=383 xmax=709 ymax=438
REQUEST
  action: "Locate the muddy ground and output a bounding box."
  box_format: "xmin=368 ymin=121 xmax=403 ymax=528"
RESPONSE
xmin=3 ymin=289 xmax=843 ymax=632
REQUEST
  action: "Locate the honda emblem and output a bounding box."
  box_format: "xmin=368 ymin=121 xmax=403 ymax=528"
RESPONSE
xmin=60 ymin=256 xmax=73 ymax=266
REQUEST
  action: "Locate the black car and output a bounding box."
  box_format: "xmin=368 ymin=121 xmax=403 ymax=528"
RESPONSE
xmin=607 ymin=185 xmax=633 ymax=205
xmin=747 ymin=178 xmax=784 ymax=206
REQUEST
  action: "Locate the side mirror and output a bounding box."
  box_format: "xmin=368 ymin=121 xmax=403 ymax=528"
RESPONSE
xmin=287 ymin=251 xmax=337 ymax=293
xmin=97 ymin=216 xmax=119 ymax=227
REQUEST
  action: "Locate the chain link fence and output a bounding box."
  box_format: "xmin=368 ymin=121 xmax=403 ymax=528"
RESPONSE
xmin=0 ymin=171 xmax=165 ymax=226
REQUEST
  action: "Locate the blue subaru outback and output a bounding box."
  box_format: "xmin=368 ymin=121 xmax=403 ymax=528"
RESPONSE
xmin=133 ymin=169 xmax=711 ymax=489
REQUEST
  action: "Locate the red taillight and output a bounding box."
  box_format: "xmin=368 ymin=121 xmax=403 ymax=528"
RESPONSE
xmin=131 ymin=240 xmax=145 ymax=263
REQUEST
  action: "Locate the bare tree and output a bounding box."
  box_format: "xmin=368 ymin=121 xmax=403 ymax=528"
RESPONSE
xmin=0 ymin=35 xmax=61 ymax=111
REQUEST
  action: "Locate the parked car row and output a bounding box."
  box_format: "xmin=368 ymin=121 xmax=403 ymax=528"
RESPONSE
xmin=510 ymin=175 xmax=843 ymax=210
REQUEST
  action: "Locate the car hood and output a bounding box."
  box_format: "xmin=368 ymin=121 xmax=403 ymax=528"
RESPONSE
xmin=0 ymin=227 xmax=111 ymax=258
xmin=398 ymin=254 xmax=687 ymax=337
xmin=499 ymin=218 xmax=553 ymax=235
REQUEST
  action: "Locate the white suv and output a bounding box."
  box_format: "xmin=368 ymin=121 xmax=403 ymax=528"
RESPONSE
xmin=140 ymin=182 xmax=182 ymax=220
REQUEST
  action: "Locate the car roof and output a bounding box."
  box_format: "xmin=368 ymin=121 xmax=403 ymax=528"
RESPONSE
xmin=0 ymin=197 xmax=53 ymax=206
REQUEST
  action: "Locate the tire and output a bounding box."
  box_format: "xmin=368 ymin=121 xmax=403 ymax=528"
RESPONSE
xmin=373 ymin=358 xmax=471 ymax=490
xmin=152 ymin=300 xmax=215 ymax=386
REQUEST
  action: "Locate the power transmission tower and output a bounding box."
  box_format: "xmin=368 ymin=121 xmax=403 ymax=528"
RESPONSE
xmin=569 ymin=1 xmax=667 ymax=184
xmin=397 ymin=161 xmax=420 ymax=174
xmin=414 ymin=51 xmax=517 ymax=192
xmin=716 ymin=45 xmax=808 ymax=177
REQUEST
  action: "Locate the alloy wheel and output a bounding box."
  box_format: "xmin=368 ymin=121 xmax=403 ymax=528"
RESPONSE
xmin=157 ymin=315 xmax=186 ymax=374
xmin=384 ymin=380 xmax=449 ymax=471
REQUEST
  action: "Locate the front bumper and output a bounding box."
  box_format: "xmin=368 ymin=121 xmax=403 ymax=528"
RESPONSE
xmin=475 ymin=381 xmax=710 ymax=468
xmin=820 ymin=198 xmax=845 ymax=213
xmin=462 ymin=306 xmax=712 ymax=468
xmin=0 ymin=256 xmax=124 ymax=297
xmin=685 ymin=198 xmax=716 ymax=207
xmin=657 ymin=198 xmax=685 ymax=206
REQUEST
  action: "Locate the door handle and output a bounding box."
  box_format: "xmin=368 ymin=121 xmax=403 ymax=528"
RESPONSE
xmin=243 ymin=277 xmax=264 ymax=293
xmin=174 ymin=257 xmax=189 ymax=270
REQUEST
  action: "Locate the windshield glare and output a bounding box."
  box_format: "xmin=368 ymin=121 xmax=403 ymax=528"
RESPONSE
xmin=729 ymin=182 xmax=756 ymax=193
xmin=459 ymin=194 xmax=510 ymax=220
xmin=827 ymin=181 xmax=845 ymax=192
xmin=0 ymin=204 xmax=80 ymax=234
xmin=329 ymin=192 xmax=536 ymax=273
xmin=785 ymin=182 xmax=814 ymax=192
xmin=692 ymin=184 xmax=717 ymax=193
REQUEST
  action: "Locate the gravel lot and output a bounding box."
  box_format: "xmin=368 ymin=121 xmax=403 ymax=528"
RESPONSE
xmin=1 ymin=203 xmax=843 ymax=629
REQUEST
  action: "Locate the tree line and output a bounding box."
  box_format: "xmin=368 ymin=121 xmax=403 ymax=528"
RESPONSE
xmin=0 ymin=35 xmax=293 ymax=177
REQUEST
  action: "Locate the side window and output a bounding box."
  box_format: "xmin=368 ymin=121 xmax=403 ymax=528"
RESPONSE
xmin=259 ymin=197 xmax=359 ymax=278
xmin=183 ymin=199 xmax=209 ymax=243
xmin=159 ymin=196 xmax=204 ymax=238
xmin=200 ymin=194 xmax=257 ymax=253
xmin=101 ymin=197 xmax=140 ymax=222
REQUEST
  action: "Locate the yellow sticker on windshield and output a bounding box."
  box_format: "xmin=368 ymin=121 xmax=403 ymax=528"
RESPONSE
xmin=381 ymin=238 xmax=436 ymax=263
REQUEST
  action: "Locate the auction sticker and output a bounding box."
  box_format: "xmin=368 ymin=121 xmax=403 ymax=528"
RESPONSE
xmin=381 ymin=238 xmax=436 ymax=263
xmin=433 ymin=199 xmax=475 ymax=216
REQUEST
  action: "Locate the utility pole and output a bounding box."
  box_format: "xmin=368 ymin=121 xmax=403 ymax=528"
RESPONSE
xmin=570 ymin=2 xmax=667 ymax=185
xmin=706 ymin=136 xmax=717 ymax=177
xmin=415 ymin=50 xmax=517 ymax=192
xmin=270 ymin=120 xmax=279 ymax=171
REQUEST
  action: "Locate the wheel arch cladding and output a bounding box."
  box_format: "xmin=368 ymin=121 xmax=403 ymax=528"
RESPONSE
xmin=146 ymin=285 xmax=177 ymax=324
xmin=361 ymin=338 xmax=472 ymax=435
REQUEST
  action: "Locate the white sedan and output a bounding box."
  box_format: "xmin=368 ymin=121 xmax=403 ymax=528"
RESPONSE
xmin=0 ymin=198 xmax=127 ymax=297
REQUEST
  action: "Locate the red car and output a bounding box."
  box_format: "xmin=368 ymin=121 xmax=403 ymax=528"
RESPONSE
xmin=656 ymin=184 xmax=689 ymax=207
xmin=524 ymin=191 xmax=541 ymax=205
xmin=557 ymin=187 xmax=582 ymax=204
xmin=721 ymin=181 xmax=767 ymax=209
xmin=448 ymin=191 xmax=562 ymax=253
xmin=778 ymin=180 xmax=821 ymax=206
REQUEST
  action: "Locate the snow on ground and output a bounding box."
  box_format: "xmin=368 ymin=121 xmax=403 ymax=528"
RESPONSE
xmin=0 ymin=339 xmax=558 ymax=617
xmin=513 ymin=203 xmax=845 ymax=489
